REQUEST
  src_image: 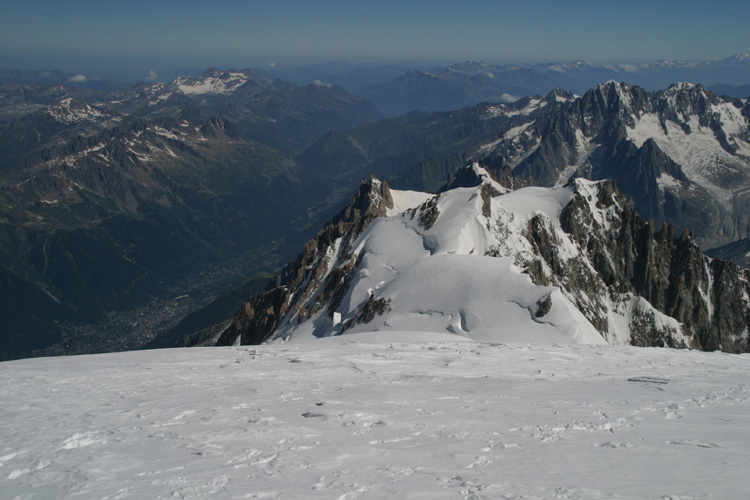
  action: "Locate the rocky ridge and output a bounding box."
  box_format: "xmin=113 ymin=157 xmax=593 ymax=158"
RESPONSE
xmin=473 ymin=82 xmax=750 ymax=250
xmin=219 ymin=165 xmax=750 ymax=352
xmin=217 ymin=176 xmax=395 ymax=346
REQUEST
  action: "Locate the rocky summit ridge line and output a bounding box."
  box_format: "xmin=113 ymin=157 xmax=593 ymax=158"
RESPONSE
xmin=471 ymin=81 xmax=750 ymax=252
xmin=295 ymin=81 xmax=749 ymax=255
xmin=219 ymin=164 xmax=750 ymax=353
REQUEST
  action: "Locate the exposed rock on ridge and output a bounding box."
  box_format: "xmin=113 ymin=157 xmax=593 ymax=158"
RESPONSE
xmin=481 ymin=81 xmax=750 ymax=250
xmin=555 ymin=180 xmax=749 ymax=352
xmin=217 ymin=177 xmax=394 ymax=346
xmin=220 ymin=166 xmax=750 ymax=353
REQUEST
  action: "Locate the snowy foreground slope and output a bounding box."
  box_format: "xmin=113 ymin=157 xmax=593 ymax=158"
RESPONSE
xmin=2 ymin=337 xmax=749 ymax=500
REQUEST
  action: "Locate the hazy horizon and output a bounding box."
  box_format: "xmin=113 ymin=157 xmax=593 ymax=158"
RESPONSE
xmin=2 ymin=0 xmax=748 ymax=83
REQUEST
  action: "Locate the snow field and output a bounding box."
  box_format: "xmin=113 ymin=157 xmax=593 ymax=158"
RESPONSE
xmin=1 ymin=340 xmax=749 ymax=499
xmin=386 ymin=190 xmax=433 ymax=216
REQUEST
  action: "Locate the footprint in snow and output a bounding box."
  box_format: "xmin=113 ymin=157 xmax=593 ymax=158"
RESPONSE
xmin=628 ymin=376 xmax=670 ymax=384
xmin=301 ymin=411 xmax=328 ymax=420
xmin=667 ymin=440 xmax=722 ymax=448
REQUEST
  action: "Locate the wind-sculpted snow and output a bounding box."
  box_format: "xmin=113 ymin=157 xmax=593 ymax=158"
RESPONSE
xmin=2 ymin=341 xmax=749 ymax=499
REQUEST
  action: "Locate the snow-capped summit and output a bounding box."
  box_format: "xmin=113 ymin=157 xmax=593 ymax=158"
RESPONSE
xmin=219 ymin=164 xmax=750 ymax=352
xmin=173 ymin=68 xmax=261 ymax=95
xmin=44 ymin=97 xmax=113 ymax=125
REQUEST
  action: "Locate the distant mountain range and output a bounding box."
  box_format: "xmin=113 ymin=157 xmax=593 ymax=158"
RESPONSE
xmin=297 ymin=82 xmax=750 ymax=252
xmin=243 ymin=55 xmax=750 ymax=116
xmin=355 ymin=55 xmax=750 ymax=116
xmin=0 ymin=68 xmax=382 ymax=360
xmin=7 ymin=54 xmax=750 ymax=117
xmin=0 ymin=67 xmax=130 ymax=92
xmin=1 ymin=65 xmax=749 ymax=360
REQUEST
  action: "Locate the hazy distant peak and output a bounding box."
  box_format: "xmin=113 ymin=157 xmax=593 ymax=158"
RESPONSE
xmin=173 ymin=68 xmax=262 ymax=96
xmin=718 ymin=54 xmax=750 ymax=64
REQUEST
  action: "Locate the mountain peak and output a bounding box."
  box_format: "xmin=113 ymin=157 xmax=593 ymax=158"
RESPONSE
xmin=173 ymin=68 xmax=260 ymax=96
xmin=719 ymin=54 xmax=750 ymax=64
xmin=543 ymin=87 xmax=577 ymax=103
xmin=218 ymin=159 xmax=750 ymax=352
xmin=584 ymin=81 xmax=639 ymax=111
xmin=438 ymin=163 xmax=510 ymax=196
xmin=664 ymin=81 xmax=702 ymax=93
xmin=597 ymin=79 xmax=630 ymax=90
xmin=449 ymin=60 xmax=490 ymax=71
xmin=44 ymin=97 xmax=110 ymax=124
xmin=335 ymin=175 xmax=395 ymax=224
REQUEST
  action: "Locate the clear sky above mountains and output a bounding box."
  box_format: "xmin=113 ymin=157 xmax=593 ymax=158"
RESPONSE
xmin=2 ymin=0 xmax=748 ymax=82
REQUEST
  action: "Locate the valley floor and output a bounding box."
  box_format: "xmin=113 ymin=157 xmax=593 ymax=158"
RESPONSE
xmin=1 ymin=333 xmax=749 ymax=499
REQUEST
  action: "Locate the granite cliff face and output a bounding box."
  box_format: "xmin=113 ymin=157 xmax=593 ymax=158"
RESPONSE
xmin=551 ymin=179 xmax=748 ymax=351
xmin=220 ymin=165 xmax=749 ymax=352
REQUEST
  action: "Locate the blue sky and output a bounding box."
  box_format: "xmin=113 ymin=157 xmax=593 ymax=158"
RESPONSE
xmin=1 ymin=0 xmax=748 ymax=81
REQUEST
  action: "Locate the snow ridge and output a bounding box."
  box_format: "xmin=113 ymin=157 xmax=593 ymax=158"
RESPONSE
xmin=254 ymin=174 xmax=571 ymax=343
xmin=264 ymin=169 xmax=651 ymax=346
xmin=225 ymin=164 xmax=750 ymax=353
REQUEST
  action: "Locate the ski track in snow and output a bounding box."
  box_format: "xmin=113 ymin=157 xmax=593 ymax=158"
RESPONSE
xmin=1 ymin=339 xmax=749 ymax=499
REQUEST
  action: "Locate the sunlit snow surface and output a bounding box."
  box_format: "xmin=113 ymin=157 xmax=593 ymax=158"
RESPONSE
xmin=2 ymin=337 xmax=749 ymax=499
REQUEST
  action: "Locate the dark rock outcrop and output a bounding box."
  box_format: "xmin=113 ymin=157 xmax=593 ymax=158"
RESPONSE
xmin=554 ymin=180 xmax=749 ymax=352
